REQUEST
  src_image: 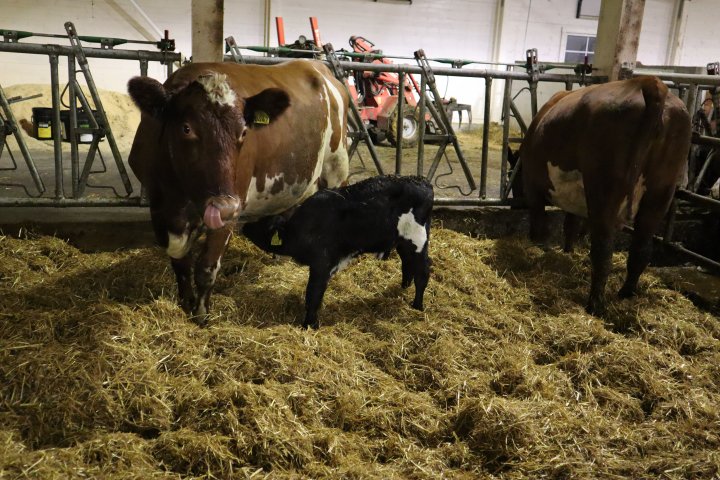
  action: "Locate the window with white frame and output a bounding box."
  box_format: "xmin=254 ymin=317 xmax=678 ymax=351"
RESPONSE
xmin=564 ymin=34 xmax=595 ymax=63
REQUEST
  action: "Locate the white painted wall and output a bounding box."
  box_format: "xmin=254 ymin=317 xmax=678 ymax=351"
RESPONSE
xmin=673 ymin=0 xmax=720 ymax=67
xmin=0 ymin=0 xmax=718 ymax=123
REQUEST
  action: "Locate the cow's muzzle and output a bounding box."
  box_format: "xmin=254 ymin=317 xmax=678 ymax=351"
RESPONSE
xmin=203 ymin=195 xmax=240 ymax=230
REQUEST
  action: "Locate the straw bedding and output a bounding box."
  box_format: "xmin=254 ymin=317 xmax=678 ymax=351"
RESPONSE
xmin=1 ymin=227 xmax=719 ymax=479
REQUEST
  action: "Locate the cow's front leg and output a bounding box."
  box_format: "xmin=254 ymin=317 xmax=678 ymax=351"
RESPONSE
xmin=192 ymin=226 xmax=232 ymax=325
xmin=155 ymin=208 xmax=199 ymax=313
xmin=171 ymin=256 xmax=195 ymax=313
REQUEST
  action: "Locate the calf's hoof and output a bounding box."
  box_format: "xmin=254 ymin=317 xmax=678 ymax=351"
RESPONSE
xmin=618 ymin=284 xmax=638 ymax=299
xmin=411 ymin=300 xmax=424 ymax=311
xmin=190 ymin=313 xmax=209 ymax=327
xmin=302 ymin=321 xmax=320 ymax=330
xmin=190 ymin=303 xmax=210 ymax=327
xmin=585 ymin=297 xmax=606 ymax=317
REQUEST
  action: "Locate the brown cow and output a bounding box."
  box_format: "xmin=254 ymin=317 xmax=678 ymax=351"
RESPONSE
xmin=520 ymin=76 xmax=691 ymax=314
xmin=127 ymin=60 xmax=349 ymax=322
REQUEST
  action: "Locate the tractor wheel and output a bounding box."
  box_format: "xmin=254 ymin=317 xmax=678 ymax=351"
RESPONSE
xmin=387 ymin=105 xmax=420 ymax=148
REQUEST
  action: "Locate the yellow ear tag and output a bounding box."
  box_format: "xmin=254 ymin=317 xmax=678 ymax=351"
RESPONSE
xmin=271 ymin=231 xmax=282 ymax=246
xmin=254 ymin=110 xmax=270 ymax=125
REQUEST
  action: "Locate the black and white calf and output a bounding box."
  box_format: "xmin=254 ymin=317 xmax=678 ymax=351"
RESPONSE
xmin=243 ymin=175 xmax=434 ymax=329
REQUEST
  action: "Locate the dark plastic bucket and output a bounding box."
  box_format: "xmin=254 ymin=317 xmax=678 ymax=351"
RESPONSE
xmin=31 ymin=107 xmax=54 ymax=140
xmin=60 ymin=109 xmax=104 ymax=143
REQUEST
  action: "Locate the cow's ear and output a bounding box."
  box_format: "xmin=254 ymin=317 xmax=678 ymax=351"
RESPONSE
xmin=243 ymin=88 xmax=290 ymax=128
xmin=127 ymin=76 xmax=168 ymax=119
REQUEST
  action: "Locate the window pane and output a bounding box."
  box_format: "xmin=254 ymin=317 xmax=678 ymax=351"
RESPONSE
xmin=566 ymin=35 xmax=588 ymax=52
xmin=587 ymin=37 xmax=596 ymax=52
xmin=564 ymin=51 xmax=587 ymax=63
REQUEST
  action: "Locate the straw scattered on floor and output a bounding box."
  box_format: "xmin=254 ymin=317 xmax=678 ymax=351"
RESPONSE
xmin=1 ymin=227 xmax=719 ymax=479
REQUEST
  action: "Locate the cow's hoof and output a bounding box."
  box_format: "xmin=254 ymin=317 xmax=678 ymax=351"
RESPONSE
xmin=302 ymin=321 xmax=319 ymax=330
xmin=411 ymin=301 xmax=424 ymax=311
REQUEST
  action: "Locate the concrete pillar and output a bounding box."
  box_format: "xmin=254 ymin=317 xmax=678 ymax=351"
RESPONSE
xmin=191 ymin=0 xmax=224 ymax=63
xmin=594 ymin=0 xmax=646 ymax=81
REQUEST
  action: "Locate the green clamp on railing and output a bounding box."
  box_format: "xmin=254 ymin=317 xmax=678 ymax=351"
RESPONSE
xmin=0 ymin=29 xmax=34 ymax=42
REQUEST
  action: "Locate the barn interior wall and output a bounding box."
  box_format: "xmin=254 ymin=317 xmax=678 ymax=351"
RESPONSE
xmin=0 ymin=0 xmax=716 ymax=126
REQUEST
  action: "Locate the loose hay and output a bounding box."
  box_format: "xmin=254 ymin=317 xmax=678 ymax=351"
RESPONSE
xmin=1 ymin=228 xmax=719 ymax=478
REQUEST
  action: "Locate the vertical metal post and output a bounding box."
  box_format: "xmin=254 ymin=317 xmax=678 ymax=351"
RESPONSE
xmin=395 ymin=71 xmax=405 ymax=174
xmin=0 ymin=85 xmax=45 ymax=194
xmin=49 ymin=53 xmax=64 ymax=199
xmin=67 ymin=54 xmax=79 ymax=197
xmin=65 ymin=22 xmax=132 ymax=196
xmin=480 ymin=76 xmax=492 ymax=199
xmin=140 ymin=59 xmax=149 ymax=77
xmin=500 ymin=73 xmax=513 ymax=199
xmin=529 ymin=80 xmax=538 ymax=118
xmin=417 ymin=73 xmax=426 ymax=176
xmin=663 ymin=198 xmax=678 ymax=243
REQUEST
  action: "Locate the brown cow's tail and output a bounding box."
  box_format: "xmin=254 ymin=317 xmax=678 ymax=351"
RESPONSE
xmin=625 ymin=77 xmax=669 ymax=221
xmin=640 ymin=76 xmax=668 ymax=138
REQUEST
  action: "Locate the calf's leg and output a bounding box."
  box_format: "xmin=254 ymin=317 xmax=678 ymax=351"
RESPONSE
xmin=397 ymin=239 xmax=430 ymax=311
xmin=304 ymin=266 xmax=331 ymax=329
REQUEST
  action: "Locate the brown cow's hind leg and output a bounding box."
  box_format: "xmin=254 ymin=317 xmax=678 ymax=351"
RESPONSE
xmin=586 ymin=220 xmax=617 ymax=315
xmin=619 ymin=188 xmax=674 ymax=299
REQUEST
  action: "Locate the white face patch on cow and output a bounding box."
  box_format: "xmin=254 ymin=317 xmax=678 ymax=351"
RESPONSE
xmin=547 ymin=163 xmax=588 ymax=218
xmin=197 ymin=73 xmax=237 ymax=107
xmin=167 ymin=225 xmax=197 ymax=259
xmin=397 ymin=209 xmax=428 ymax=253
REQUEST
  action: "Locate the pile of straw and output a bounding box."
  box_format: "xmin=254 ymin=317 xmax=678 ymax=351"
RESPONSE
xmin=1 ymin=228 xmax=718 ymax=478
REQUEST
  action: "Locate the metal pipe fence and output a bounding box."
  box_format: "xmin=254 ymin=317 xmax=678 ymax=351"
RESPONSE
xmin=1 ymin=40 xmax=719 ymax=270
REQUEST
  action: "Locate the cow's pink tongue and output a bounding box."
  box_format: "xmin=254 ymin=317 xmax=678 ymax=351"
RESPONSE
xmin=203 ymin=204 xmax=225 ymax=229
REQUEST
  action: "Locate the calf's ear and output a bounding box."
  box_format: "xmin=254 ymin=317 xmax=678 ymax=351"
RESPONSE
xmin=243 ymin=88 xmax=290 ymax=128
xmin=127 ymin=76 xmax=168 ymax=119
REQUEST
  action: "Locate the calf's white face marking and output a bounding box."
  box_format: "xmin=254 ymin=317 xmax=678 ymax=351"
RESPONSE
xmin=547 ymin=163 xmax=588 ymax=217
xmin=397 ymin=209 xmax=427 ymax=253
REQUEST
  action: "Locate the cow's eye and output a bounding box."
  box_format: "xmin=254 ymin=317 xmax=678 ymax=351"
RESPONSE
xmin=182 ymin=123 xmax=191 ymax=135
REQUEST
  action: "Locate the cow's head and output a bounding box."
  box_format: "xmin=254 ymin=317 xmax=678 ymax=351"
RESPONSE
xmin=127 ymin=72 xmax=290 ymax=229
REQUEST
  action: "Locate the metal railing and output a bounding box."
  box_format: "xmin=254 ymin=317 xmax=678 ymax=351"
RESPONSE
xmin=0 ymin=24 xmax=180 ymax=207
xmin=1 ymin=35 xmax=718 ymax=270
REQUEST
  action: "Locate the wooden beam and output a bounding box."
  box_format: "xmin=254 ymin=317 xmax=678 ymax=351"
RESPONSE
xmin=191 ymin=0 xmax=224 ymax=62
xmin=594 ymin=0 xmax=646 ymax=81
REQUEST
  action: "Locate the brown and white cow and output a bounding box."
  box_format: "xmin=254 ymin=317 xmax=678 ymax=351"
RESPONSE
xmin=520 ymin=76 xmax=691 ymax=314
xmin=127 ymin=60 xmax=349 ymax=322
